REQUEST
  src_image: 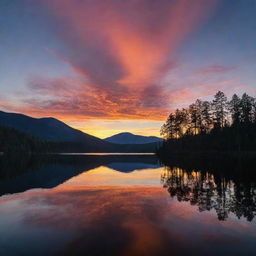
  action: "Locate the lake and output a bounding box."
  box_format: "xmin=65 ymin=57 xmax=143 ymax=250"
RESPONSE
xmin=0 ymin=154 xmax=255 ymax=256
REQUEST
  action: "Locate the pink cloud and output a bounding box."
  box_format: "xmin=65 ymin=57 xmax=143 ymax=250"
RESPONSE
xmin=41 ymin=0 xmax=216 ymax=87
xmin=196 ymin=65 xmax=237 ymax=75
xmin=1 ymin=1 xmax=220 ymax=122
xmin=168 ymin=79 xmax=240 ymax=108
xmin=22 ymin=0 xmax=217 ymax=120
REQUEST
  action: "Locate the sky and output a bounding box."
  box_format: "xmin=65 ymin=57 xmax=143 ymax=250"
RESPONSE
xmin=0 ymin=0 xmax=256 ymax=138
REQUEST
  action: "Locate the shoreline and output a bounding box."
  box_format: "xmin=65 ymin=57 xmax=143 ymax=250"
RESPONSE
xmin=157 ymin=150 xmax=256 ymax=158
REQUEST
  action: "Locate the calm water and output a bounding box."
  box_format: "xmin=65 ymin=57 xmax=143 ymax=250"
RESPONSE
xmin=0 ymin=154 xmax=255 ymax=256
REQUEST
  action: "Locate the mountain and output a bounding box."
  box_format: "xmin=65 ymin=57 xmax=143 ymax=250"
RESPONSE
xmin=0 ymin=110 xmax=105 ymax=143
xmin=104 ymin=132 xmax=163 ymax=144
xmin=0 ymin=110 xmax=116 ymax=152
xmin=0 ymin=111 xmax=159 ymax=152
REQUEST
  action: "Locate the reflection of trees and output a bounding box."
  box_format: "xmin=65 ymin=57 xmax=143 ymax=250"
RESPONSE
xmin=161 ymin=167 xmax=256 ymax=221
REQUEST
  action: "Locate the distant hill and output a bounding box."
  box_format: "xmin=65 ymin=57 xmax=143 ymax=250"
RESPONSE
xmin=0 ymin=111 xmax=159 ymax=153
xmin=104 ymin=132 xmax=163 ymax=144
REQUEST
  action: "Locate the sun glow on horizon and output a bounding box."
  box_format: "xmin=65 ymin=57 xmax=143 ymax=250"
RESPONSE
xmin=69 ymin=120 xmax=164 ymax=139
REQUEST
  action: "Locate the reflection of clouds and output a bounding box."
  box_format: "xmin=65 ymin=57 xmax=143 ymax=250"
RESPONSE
xmin=57 ymin=166 xmax=163 ymax=187
xmin=0 ymin=183 xmax=256 ymax=255
xmin=23 ymin=187 xmax=168 ymax=229
xmin=22 ymin=187 xmax=174 ymax=255
xmin=0 ymin=161 xmax=256 ymax=255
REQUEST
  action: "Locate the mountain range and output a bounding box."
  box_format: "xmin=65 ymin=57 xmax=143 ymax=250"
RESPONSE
xmin=0 ymin=111 xmax=162 ymax=153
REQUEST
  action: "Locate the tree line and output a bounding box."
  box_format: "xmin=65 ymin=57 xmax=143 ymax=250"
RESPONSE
xmin=160 ymin=91 xmax=256 ymax=152
xmin=0 ymin=125 xmax=157 ymax=153
xmin=0 ymin=125 xmax=56 ymax=153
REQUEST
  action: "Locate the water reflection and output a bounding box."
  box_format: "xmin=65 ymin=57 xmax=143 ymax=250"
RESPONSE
xmin=0 ymin=154 xmax=161 ymax=195
xmin=0 ymin=155 xmax=256 ymax=255
xmin=161 ymin=166 xmax=256 ymax=222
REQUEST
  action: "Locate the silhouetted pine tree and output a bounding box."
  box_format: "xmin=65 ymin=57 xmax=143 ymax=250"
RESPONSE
xmin=160 ymin=91 xmax=256 ymax=153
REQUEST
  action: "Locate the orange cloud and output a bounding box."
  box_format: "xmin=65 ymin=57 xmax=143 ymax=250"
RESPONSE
xmin=22 ymin=0 xmax=217 ymax=121
xmin=22 ymin=76 xmax=169 ymax=120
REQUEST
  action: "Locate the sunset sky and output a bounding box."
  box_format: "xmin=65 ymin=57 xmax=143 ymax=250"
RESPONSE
xmin=0 ymin=0 xmax=256 ymax=138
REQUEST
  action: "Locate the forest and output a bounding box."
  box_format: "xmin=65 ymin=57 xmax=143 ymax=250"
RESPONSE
xmin=159 ymin=91 xmax=256 ymax=154
xmin=0 ymin=126 xmax=55 ymax=153
xmin=0 ymin=125 xmax=157 ymax=153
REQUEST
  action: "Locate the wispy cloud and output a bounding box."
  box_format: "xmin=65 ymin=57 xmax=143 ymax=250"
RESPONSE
xmin=24 ymin=76 xmax=169 ymax=120
xmin=196 ymin=65 xmax=237 ymax=75
xmin=21 ymin=0 xmax=216 ymax=120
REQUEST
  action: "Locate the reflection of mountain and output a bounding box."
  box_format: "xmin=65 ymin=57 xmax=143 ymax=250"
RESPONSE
xmin=161 ymin=166 xmax=256 ymax=222
xmin=106 ymin=162 xmax=159 ymax=173
xmin=0 ymin=155 xmax=161 ymax=196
